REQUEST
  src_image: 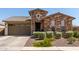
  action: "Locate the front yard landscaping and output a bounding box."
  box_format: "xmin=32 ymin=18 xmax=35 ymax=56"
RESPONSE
xmin=26 ymin=31 xmax=79 ymax=47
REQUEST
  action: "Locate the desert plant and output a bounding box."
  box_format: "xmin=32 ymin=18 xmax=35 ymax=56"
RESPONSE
xmin=42 ymin=38 xmax=52 ymax=47
xmin=33 ymin=40 xmax=44 ymax=47
xmin=46 ymin=31 xmax=53 ymax=38
xmin=33 ymin=32 xmax=45 ymax=40
xmin=62 ymin=33 xmax=67 ymax=38
xmin=66 ymin=31 xmax=74 ymax=37
xmin=73 ymin=31 xmax=79 ymax=38
xmin=33 ymin=38 xmax=52 ymax=47
xmin=67 ymin=37 xmax=76 ymax=44
xmin=62 ymin=31 xmax=74 ymax=38
xmin=55 ymin=32 xmax=62 ymax=39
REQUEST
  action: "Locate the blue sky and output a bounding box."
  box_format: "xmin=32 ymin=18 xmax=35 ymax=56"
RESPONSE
xmin=0 ymin=8 xmax=79 ymax=26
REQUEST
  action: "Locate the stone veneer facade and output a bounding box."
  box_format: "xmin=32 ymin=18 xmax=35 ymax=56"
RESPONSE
xmin=29 ymin=9 xmax=75 ymax=33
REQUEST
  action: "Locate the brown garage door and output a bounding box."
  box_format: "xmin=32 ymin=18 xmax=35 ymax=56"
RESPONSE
xmin=8 ymin=24 xmax=31 ymax=35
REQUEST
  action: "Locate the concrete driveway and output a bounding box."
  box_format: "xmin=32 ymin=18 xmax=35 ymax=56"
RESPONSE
xmin=0 ymin=36 xmax=30 ymax=47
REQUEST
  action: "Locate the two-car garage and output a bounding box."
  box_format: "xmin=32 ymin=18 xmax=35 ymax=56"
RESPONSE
xmin=4 ymin=16 xmax=31 ymax=36
xmin=8 ymin=24 xmax=31 ymax=35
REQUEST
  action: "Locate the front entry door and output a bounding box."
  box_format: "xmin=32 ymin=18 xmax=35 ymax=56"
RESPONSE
xmin=35 ymin=22 xmax=41 ymax=31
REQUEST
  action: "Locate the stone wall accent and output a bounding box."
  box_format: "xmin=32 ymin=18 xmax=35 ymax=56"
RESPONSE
xmin=30 ymin=9 xmax=75 ymax=32
xmin=43 ymin=13 xmax=75 ymax=31
xmin=30 ymin=9 xmax=48 ymax=33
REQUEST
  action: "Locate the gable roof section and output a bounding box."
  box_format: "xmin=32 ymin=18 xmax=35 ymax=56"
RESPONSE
xmin=29 ymin=8 xmax=48 ymax=13
xmin=3 ymin=16 xmax=31 ymax=22
xmin=3 ymin=12 xmax=75 ymax=22
xmin=49 ymin=12 xmax=75 ymax=19
xmin=29 ymin=8 xmax=48 ymax=16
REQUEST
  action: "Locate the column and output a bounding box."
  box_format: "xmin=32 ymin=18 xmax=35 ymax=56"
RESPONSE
xmin=5 ymin=23 xmax=8 ymax=35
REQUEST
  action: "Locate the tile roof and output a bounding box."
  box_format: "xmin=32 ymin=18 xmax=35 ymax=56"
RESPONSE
xmin=49 ymin=12 xmax=75 ymax=19
xmin=29 ymin=8 xmax=48 ymax=12
xmin=3 ymin=16 xmax=31 ymax=22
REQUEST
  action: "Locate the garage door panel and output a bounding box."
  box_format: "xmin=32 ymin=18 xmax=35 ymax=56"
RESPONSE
xmin=8 ymin=24 xmax=31 ymax=35
xmin=8 ymin=25 xmax=15 ymax=35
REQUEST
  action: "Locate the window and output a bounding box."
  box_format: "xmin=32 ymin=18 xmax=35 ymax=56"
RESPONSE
xmin=50 ymin=20 xmax=55 ymax=27
xmin=61 ymin=20 xmax=64 ymax=26
xmin=61 ymin=20 xmax=66 ymax=32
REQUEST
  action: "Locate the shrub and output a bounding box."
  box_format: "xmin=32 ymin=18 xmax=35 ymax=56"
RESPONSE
xmin=62 ymin=31 xmax=74 ymax=38
xmin=66 ymin=31 xmax=74 ymax=37
xmin=55 ymin=32 xmax=61 ymax=39
xmin=33 ymin=38 xmax=52 ymax=47
xmin=42 ymin=38 xmax=52 ymax=47
xmin=73 ymin=31 xmax=79 ymax=38
xmin=62 ymin=33 xmax=68 ymax=38
xmin=46 ymin=31 xmax=53 ymax=38
xmin=33 ymin=40 xmax=44 ymax=47
xmin=67 ymin=37 xmax=76 ymax=44
xmin=33 ymin=32 xmax=45 ymax=40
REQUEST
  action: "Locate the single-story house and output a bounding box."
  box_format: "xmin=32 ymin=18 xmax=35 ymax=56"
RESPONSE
xmin=0 ymin=22 xmax=5 ymax=35
xmin=3 ymin=8 xmax=75 ymax=35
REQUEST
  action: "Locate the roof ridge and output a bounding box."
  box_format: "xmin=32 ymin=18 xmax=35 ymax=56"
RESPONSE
xmin=48 ymin=12 xmax=75 ymax=19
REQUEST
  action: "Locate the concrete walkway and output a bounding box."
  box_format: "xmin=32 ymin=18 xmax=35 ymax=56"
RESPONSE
xmin=0 ymin=36 xmax=30 ymax=47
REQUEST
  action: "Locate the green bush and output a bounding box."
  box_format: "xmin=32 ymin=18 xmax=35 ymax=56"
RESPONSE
xmin=62 ymin=31 xmax=74 ymax=38
xmin=67 ymin=37 xmax=76 ymax=44
xmin=42 ymin=38 xmax=52 ymax=47
xmin=33 ymin=38 xmax=52 ymax=47
xmin=66 ymin=31 xmax=74 ymax=37
xmin=33 ymin=32 xmax=45 ymax=40
xmin=73 ymin=31 xmax=79 ymax=38
xmin=55 ymin=32 xmax=61 ymax=39
xmin=62 ymin=33 xmax=68 ymax=38
xmin=46 ymin=31 xmax=53 ymax=38
xmin=33 ymin=40 xmax=44 ymax=47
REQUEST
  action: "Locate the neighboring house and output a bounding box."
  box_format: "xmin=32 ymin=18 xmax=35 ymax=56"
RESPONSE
xmin=0 ymin=22 xmax=5 ymax=35
xmin=3 ymin=8 xmax=75 ymax=35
